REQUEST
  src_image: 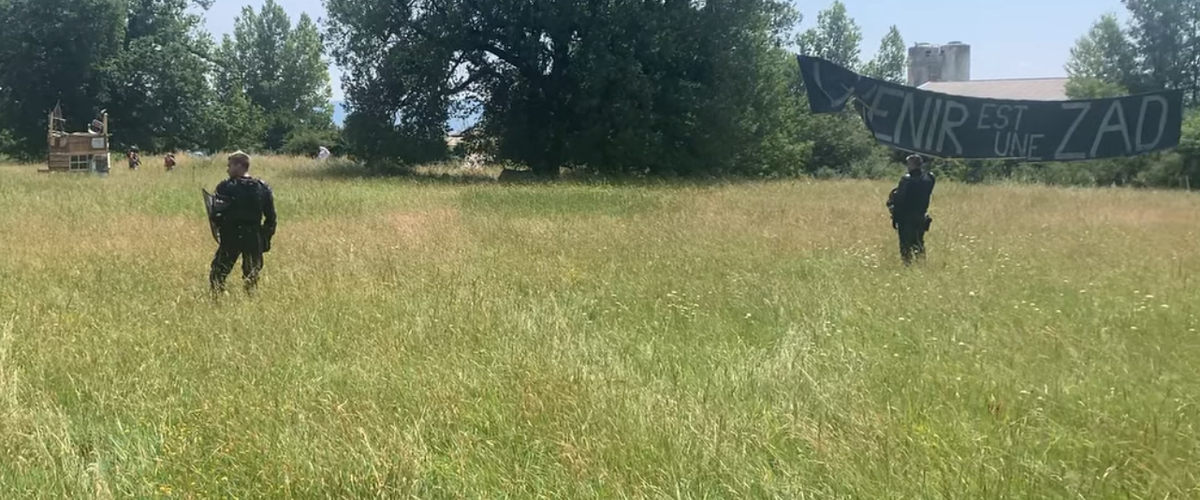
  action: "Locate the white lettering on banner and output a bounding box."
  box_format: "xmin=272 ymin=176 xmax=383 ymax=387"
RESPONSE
xmin=848 ymin=81 xmax=1176 ymax=160
xmin=812 ymin=61 xmax=855 ymax=110
xmin=995 ymin=105 xmax=1012 ymax=130
xmin=894 ymin=92 xmax=935 ymax=149
xmin=1010 ymin=133 xmax=1030 ymax=157
xmin=977 ymin=104 xmax=995 ymax=129
xmin=937 ymin=100 xmax=969 ymax=155
xmin=976 ymin=104 xmax=1028 ymax=131
xmin=869 ymin=86 xmax=906 ymax=142
xmin=1027 ymin=132 xmax=1046 ymax=158
xmin=1011 ymin=133 xmax=1040 ymax=158
xmin=924 ymin=99 xmax=944 ymax=151
xmin=1091 ymin=100 xmax=1133 ymax=157
xmin=1137 ymin=95 xmax=1169 ymax=152
xmin=1055 ymin=102 xmax=1092 ymax=160
xmin=864 ymin=87 xmax=883 ymax=138
xmin=993 ymin=132 xmax=1007 ymax=156
xmin=993 ymin=132 xmax=1046 ymax=158
xmin=1013 ymin=105 xmax=1029 ymax=130
xmin=1027 ymin=134 xmax=1045 ymax=159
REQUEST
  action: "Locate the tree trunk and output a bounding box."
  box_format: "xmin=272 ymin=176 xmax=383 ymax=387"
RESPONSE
xmin=529 ymin=152 xmax=561 ymax=178
xmin=526 ymin=79 xmax=566 ymax=179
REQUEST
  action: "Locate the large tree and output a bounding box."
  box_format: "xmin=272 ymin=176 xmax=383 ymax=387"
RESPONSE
xmin=796 ymin=1 xmax=862 ymax=70
xmin=0 ymin=0 xmax=124 ymax=158
xmin=1064 ymin=13 xmax=1139 ymax=99
xmin=223 ymin=0 xmax=334 ymax=151
xmin=325 ymin=0 xmax=807 ymax=177
xmin=206 ymin=38 xmax=268 ymax=152
xmin=104 ymin=0 xmax=217 ymax=152
xmin=1123 ymin=0 xmax=1200 ymax=104
xmin=863 ymin=25 xmax=906 ymax=84
xmin=0 ymin=0 xmax=216 ymax=157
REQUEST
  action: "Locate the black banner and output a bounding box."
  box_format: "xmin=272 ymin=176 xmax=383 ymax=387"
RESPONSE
xmin=797 ymin=55 xmax=1184 ymax=161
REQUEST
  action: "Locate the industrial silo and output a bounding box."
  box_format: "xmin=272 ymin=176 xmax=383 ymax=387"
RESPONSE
xmin=907 ymin=42 xmax=943 ymax=87
xmin=940 ymin=41 xmax=971 ymax=82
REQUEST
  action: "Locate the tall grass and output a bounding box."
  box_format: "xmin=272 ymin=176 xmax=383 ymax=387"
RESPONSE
xmin=1 ymin=156 xmax=1198 ymax=498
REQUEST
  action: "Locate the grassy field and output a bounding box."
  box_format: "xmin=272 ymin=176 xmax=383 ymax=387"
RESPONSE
xmin=1 ymin=155 xmax=1198 ymax=499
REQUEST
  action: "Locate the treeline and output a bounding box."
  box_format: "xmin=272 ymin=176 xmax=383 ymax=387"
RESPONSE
xmin=0 ymin=0 xmax=338 ymax=160
xmin=2 ymin=0 xmax=1199 ymax=189
xmin=0 ymin=0 xmax=909 ymax=176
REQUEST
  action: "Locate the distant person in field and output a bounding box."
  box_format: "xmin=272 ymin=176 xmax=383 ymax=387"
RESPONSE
xmin=164 ymin=153 xmax=176 ymax=171
xmin=317 ymin=145 xmax=331 ymax=161
xmin=128 ymin=147 xmax=141 ymax=170
xmin=887 ymin=154 xmax=936 ymax=266
xmin=208 ymin=151 xmax=277 ymax=297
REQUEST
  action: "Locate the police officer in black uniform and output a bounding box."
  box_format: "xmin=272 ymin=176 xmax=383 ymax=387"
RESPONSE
xmin=887 ymin=154 xmax=936 ymax=266
xmin=209 ymin=151 xmax=277 ymax=296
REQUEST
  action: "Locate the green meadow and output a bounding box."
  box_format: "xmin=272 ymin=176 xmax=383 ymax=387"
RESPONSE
xmin=1 ymin=157 xmax=1197 ymax=499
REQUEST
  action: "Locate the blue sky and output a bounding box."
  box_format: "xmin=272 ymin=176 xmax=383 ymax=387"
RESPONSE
xmin=202 ymin=0 xmax=1127 ymax=106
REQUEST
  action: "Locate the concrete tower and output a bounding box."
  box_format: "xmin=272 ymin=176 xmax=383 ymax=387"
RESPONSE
xmin=907 ymin=42 xmax=971 ymax=87
xmin=941 ymin=41 xmax=971 ymax=82
xmin=908 ymin=42 xmax=942 ymax=87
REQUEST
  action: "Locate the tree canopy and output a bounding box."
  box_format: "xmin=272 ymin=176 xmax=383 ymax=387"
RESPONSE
xmin=222 ymin=0 xmax=334 ymax=150
xmin=326 ymin=0 xmax=814 ymax=176
xmin=0 ymin=0 xmax=332 ymax=159
xmin=863 ymin=26 xmax=906 ymax=84
xmin=1064 ymin=13 xmax=1139 ymax=99
xmin=796 ymin=1 xmax=862 ymax=71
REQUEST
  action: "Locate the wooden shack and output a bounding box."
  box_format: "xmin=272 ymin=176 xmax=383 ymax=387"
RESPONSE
xmin=44 ymin=107 xmax=110 ymax=173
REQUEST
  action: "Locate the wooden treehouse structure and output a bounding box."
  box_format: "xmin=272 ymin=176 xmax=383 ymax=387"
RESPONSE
xmin=43 ymin=105 xmax=111 ymax=173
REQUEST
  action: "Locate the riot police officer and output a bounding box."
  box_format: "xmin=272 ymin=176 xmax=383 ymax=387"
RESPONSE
xmin=209 ymin=151 xmax=277 ymax=296
xmin=887 ymin=154 xmax=936 ymax=266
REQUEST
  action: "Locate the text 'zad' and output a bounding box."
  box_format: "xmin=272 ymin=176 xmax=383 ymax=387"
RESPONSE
xmin=797 ymin=56 xmax=1184 ymax=161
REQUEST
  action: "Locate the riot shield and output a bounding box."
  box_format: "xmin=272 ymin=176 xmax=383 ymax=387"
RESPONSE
xmin=202 ymin=188 xmax=220 ymax=244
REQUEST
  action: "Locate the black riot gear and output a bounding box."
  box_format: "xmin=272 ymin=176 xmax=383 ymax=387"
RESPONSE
xmin=888 ymin=161 xmax=936 ymax=266
xmin=209 ymin=176 xmax=277 ymax=294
